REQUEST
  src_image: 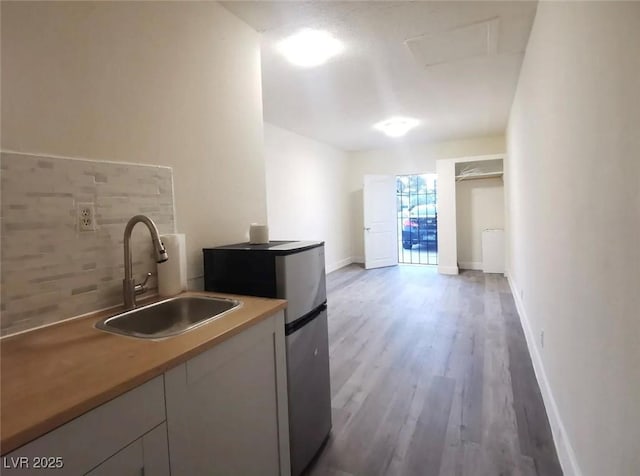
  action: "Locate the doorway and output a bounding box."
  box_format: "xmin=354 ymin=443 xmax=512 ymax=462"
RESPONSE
xmin=396 ymin=174 xmax=438 ymax=265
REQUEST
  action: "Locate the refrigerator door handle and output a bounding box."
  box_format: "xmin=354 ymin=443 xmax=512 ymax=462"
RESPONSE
xmin=285 ymin=302 xmax=327 ymax=336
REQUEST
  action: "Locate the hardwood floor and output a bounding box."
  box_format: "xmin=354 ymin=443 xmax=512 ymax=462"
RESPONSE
xmin=307 ymin=265 xmax=562 ymax=476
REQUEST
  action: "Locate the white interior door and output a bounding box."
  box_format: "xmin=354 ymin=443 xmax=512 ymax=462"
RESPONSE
xmin=363 ymin=175 xmax=398 ymax=269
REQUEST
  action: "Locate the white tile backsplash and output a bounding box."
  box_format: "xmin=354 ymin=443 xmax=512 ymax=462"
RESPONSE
xmin=0 ymin=152 xmax=175 ymax=335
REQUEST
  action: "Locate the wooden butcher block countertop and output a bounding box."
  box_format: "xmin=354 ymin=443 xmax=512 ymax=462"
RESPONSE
xmin=0 ymin=291 xmax=287 ymax=455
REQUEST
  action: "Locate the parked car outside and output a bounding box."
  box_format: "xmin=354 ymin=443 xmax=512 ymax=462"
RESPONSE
xmin=401 ymin=204 xmax=437 ymax=249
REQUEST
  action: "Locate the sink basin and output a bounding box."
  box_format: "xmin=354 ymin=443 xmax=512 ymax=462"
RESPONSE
xmin=95 ymin=295 xmax=242 ymax=339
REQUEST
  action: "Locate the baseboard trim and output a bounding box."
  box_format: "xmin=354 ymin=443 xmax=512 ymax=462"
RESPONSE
xmin=351 ymin=256 xmax=364 ymax=264
xmin=437 ymin=265 xmax=459 ymax=275
xmin=458 ymin=261 xmax=482 ymax=270
xmin=507 ymin=273 xmax=583 ymax=476
xmin=326 ymin=257 xmax=354 ymax=274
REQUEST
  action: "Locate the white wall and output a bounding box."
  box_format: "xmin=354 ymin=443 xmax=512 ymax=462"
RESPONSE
xmin=348 ymin=136 xmax=505 ymax=261
xmin=456 ymin=178 xmax=504 ymax=269
xmin=264 ymin=123 xmax=352 ymax=272
xmin=506 ymin=2 xmax=640 ymax=475
xmin=1 ymin=1 xmax=266 ymax=289
xmin=349 ymin=135 xmax=505 ymax=178
xmin=434 ymin=158 xmax=458 ymax=274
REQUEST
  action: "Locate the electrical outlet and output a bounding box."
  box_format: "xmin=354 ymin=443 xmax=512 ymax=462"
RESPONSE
xmin=78 ymin=202 xmax=96 ymax=232
xmin=540 ymin=330 xmax=545 ymax=349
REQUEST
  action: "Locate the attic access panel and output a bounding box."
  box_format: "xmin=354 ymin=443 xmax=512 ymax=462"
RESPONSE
xmin=405 ymin=17 xmax=500 ymax=68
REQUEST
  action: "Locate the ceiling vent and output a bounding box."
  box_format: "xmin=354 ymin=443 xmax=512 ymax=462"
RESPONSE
xmin=405 ymin=17 xmax=500 ymax=68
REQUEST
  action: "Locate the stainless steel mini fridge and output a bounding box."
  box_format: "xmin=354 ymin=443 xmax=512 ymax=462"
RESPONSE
xmin=203 ymin=241 xmax=332 ymax=476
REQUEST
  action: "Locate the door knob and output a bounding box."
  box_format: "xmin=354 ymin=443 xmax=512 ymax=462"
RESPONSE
xmin=364 ymin=227 xmax=371 ymax=231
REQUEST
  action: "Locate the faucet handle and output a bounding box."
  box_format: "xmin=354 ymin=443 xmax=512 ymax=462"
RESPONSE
xmin=134 ymin=272 xmax=153 ymax=296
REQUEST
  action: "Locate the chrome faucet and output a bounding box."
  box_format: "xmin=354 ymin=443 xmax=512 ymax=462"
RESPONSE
xmin=122 ymin=215 xmax=168 ymax=309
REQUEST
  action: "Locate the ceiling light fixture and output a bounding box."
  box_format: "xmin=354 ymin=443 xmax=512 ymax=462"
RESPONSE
xmin=277 ymin=29 xmax=344 ymax=68
xmin=373 ymin=117 xmax=420 ymax=137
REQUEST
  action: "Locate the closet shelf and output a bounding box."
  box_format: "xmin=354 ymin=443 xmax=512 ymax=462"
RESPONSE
xmin=455 ymin=171 xmax=503 ymax=181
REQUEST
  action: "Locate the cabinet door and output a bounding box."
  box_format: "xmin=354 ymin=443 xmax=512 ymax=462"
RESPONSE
xmin=84 ymin=438 xmax=143 ymax=476
xmin=141 ymin=423 xmax=170 ymax=476
xmin=165 ymin=311 xmax=290 ymax=476
xmin=2 ymin=376 xmax=166 ymax=476
xmin=85 ymin=423 xmax=169 ymax=476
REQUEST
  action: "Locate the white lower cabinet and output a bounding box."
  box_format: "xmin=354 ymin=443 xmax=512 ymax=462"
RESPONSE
xmin=164 ymin=311 xmax=290 ymax=476
xmin=3 ymin=310 xmax=290 ymax=476
xmin=2 ymin=376 xmax=167 ymax=476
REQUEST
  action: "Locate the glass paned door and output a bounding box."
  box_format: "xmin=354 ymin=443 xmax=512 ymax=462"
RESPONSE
xmin=396 ymin=174 xmax=438 ymax=265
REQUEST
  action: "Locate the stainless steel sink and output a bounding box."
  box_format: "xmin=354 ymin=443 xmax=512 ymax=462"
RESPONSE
xmin=95 ymin=295 xmax=242 ymax=339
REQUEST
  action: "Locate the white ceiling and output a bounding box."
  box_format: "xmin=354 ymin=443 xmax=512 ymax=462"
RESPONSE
xmin=222 ymin=1 xmax=538 ymax=151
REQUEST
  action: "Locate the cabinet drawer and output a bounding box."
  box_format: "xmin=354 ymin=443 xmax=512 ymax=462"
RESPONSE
xmin=3 ymin=376 xmax=165 ymax=475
